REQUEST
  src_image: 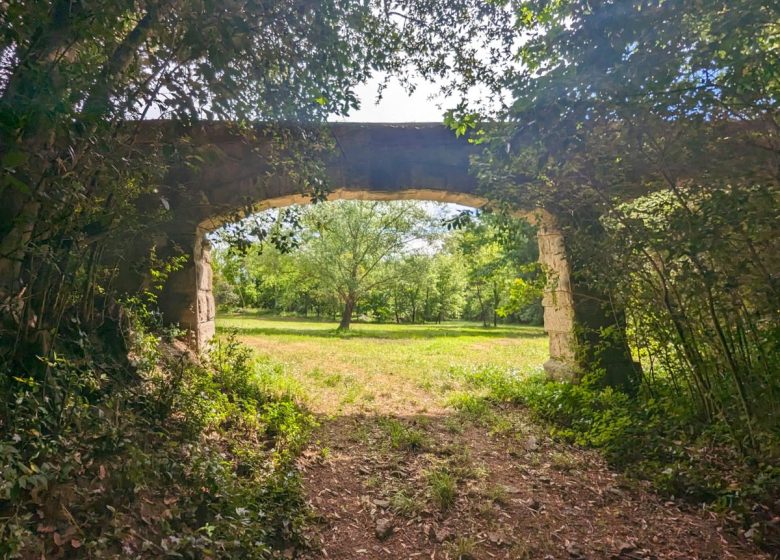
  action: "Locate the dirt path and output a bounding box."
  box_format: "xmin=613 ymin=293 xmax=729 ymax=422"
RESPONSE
xmin=296 ymin=406 xmax=765 ymax=560
xmin=229 ymin=319 xmax=764 ymax=559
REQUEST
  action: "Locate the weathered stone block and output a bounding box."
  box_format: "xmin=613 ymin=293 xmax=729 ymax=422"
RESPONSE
xmin=198 ymin=319 xmax=216 ymax=348
xmin=196 ymin=291 xmax=214 ymax=324
xmin=548 ymin=331 xmax=576 ymax=362
xmin=542 ymin=303 xmax=575 ymax=332
xmin=543 ymin=358 xmax=577 ymax=381
xmin=196 ymin=260 xmax=212 ymax=290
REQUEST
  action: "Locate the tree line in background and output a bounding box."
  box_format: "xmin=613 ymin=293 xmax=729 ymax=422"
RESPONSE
xmin=212 ymin=201 xmax=544 ymax=329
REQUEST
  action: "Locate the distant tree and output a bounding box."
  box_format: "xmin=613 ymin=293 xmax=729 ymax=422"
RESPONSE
xmin=212 ymin=247 xmax=259 ymax=309
xmin=449 ymin=214 xmax=541 ymax=326
xmin=387 ymin=254 xmax=432 ymax=324
xmin=462 ymin=236 xmax=511 ymax=327
xmin=427 ymin=253 xmax=467 ymax=323
xmin=211 ymin=204 xmax=542 ymax=326
xmin=299 ymin=201 xmax=432 ymax=330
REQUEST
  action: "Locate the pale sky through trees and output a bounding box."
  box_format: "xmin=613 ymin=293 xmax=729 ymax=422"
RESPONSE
xmin=332 ymin=75 xmax=446 ymax=123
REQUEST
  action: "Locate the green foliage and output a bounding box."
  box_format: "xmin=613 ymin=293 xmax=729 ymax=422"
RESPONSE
xmin=463 ymin=0 xmax=780 ymax=456
xmin=448 ymin=212 xmax=542 ymax=326
xmin=390 ymin=488 xmax=424 ymax=517
xmin=262 ymin=401 xmax=315 ymax=456
xmin=426 ymin=467 xmax=458 ymax=510
xmin=446 ymin=536 xmax=478 ymax=560
xmin=502 ymin=375 xmax=636 ymax=460
xmin=299 ymin=200 xmax=434 ymax=329
xmin=442 ymin=3 xmax=780 ymax=547
xmin=447 ymin=392 xmax=491 ymax=421
xmin=498 ymin=264 xmax=545 ymax=320
xmin=211 ymin=202 xmax=544 ymax=327
xmin=460 ymin=365 xmax=530 ymax=402
xmin=0 ymin=317 xmax=314 ymax=558
xmin=379 ymin=418 xmax=428 ymax=452
xmin=460 ymin=365 xmax=780 ymax=548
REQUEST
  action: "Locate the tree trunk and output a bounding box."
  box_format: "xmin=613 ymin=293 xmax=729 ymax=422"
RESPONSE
xmin=0 ymin=199 xmax=41 ymax=296
xmin=476 ymin=285 xmax=487 ymax=327
xmin=493 ymin=281 xmax=499 ymax=327
xmin=339 ymin=294 xmax=355 ymax=330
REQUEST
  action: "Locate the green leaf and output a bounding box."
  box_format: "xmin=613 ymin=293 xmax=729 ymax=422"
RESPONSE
xmin=2 ymin=173 xmax=30 ymax=194
xmin=2 ymin=150 xmax=27 ymax=169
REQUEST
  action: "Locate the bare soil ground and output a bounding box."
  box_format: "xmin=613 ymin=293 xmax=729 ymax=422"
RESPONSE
xmin=296 ymin=408 xmax=765 ymax=560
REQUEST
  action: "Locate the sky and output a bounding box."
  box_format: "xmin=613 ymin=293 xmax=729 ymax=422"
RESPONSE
xmin=331 ymin=75 xmax=447 ymax=123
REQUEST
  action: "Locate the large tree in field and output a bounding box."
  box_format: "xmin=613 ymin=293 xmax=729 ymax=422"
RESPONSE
xmin=299 ymin=201 xmax=431 ymax=330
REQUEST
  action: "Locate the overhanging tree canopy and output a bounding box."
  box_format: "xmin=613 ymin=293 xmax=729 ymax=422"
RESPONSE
xmin=451 ymin=0 xmax=779 ymax=454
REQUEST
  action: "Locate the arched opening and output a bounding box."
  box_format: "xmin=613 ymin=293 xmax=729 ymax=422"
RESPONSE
xmin=159 ymin=187 xmax=576 ymax=379
xmin=115 ymin=124 xmax=579 ymax=380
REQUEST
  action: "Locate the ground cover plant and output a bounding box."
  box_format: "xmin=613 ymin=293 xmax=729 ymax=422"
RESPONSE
xmin=218 ymin=315 xmax=547 ymax=415
xmin=0 ymin=315 xmax=316 ymax=557
xmin=457 ymin=366 xmax=780 ymax=550
xmin=221 ymin=306 xmax=780 ymax=552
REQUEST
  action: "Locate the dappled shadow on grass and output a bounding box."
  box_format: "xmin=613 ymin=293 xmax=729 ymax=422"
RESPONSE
xmin=216 ymin=317 xmax=547 ymax=340
xmin=296 ymin=407 xmax=758 ymax=560
xmin=298 ymin=408 xmax=534 ymax=559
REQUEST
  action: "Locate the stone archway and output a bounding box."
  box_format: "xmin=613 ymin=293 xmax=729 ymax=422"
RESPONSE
xmin=128 ymin=123 xmax=577 ymax=378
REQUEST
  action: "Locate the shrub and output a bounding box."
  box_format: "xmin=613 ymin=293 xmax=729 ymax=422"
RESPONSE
xmin=380 ymin=418 xmax=428 ymax=452
xmin=457 ymin=365 xmax=780 ymax=549
xmin=0 ymin=326 xmax=314 ymax=558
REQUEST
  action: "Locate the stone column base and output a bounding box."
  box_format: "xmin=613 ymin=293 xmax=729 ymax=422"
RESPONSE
xmin=543 ymin=358 xmax=578 ymax=381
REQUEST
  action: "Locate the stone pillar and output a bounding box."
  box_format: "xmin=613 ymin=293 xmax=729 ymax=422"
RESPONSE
xmin=157 ymin=227 xmax=215 ymax=350
xmin=535 ymin=211 xmax=578 ymax=380
xmin=156 ymin=230 xmax=198 ymax=347
xmin=194 ymin=231 xmax=216 ymax=349
xmin=534 ymin=209 xmax=639 ymax=389
xmin=570 ymin=271 xmax=640 ymax=391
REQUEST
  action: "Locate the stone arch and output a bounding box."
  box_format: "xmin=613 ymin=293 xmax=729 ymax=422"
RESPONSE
xmin=132 ymin=123 xmax=577 ymax=379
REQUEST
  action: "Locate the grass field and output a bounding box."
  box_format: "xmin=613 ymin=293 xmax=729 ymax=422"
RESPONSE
xmin=217 ymin=314 xmax=548 ymax=415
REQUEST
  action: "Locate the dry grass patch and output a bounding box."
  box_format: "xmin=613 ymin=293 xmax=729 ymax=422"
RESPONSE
xmin=218 ymin=315 xmax=547 ymax=416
